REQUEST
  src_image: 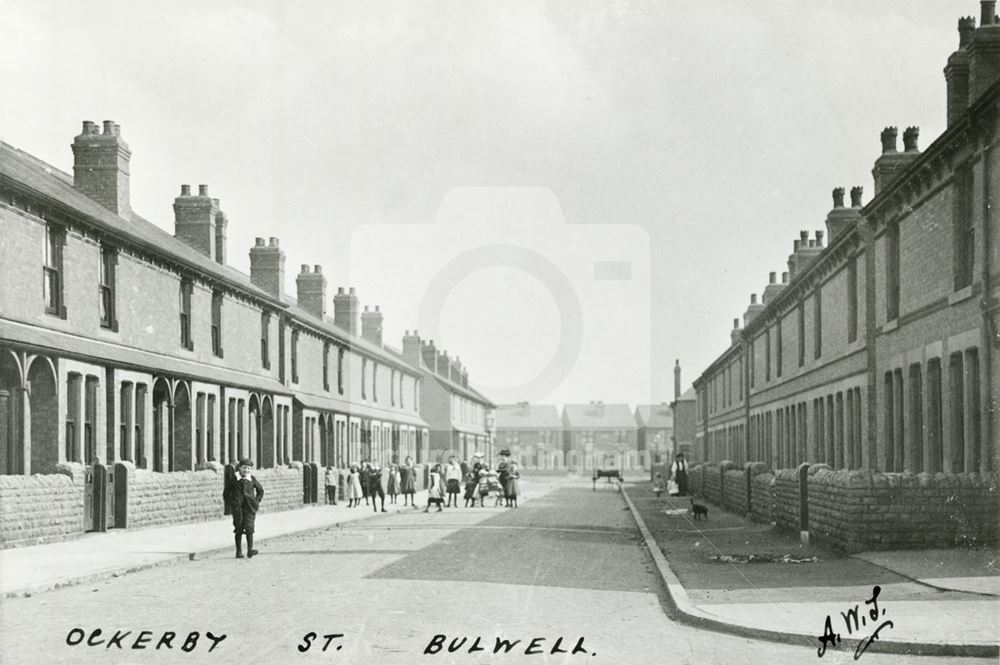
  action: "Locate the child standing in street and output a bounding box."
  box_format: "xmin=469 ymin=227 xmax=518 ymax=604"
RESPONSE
xmin=224 ymin=457 xmax=264 ymax=559
xmin=463 ymin=471 xmax=478 ymax=507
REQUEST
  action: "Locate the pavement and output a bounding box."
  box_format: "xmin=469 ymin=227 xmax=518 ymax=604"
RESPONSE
xmin=1 ymin=474 xmax=997 ymax=659
xmin=621 ymin=479 xmax=1000 ymax=659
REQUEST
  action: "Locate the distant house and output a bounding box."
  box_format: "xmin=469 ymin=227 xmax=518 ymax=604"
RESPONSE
xmin=494 ymin=402 xmax=563 ymax=469
xmin=561 ymin=402 xmax=638 ymax=471
xmin=635 ymin=403 xmax=673 ymax=467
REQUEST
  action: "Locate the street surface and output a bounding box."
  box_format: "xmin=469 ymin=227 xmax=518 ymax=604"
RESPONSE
xmin=0 ymin=477 xmax=990 ymax=664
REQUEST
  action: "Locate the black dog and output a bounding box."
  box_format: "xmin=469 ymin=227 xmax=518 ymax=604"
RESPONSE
xmin=691 ymin=498 xmax=708 ymax=521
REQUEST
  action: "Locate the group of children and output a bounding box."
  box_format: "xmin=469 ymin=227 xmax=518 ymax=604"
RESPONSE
xmin=424 ymin=454 xmax=521 ymax=512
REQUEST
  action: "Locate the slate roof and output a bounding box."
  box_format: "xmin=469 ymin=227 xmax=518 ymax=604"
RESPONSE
xmin=561 ymin=403 xmax=636 ymax=429
xmin=635 ymin=404 xmax=674 ymax=429
xmin=494 ymin=403 xmax=562 ymax=429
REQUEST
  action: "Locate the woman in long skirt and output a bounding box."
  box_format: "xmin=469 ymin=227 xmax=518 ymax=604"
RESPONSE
xmin=399 ymin=456 xmax=417 ymax=507
xmin=506 ymin=462 xmax=521 ymax=508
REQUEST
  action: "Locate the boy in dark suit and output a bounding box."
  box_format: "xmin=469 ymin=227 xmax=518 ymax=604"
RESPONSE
xmin=225 ymin=457 xmax=264 ymax=559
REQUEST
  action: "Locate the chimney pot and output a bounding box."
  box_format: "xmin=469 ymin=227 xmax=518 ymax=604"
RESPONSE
xmin=782 ymin=271 xmax=789 ymax=284
xmin=902 ymin=126 xmax=920 ymax=152
xmin=375 ymin=305 xmax=380 ymax=312
xmin=832 ymin=187 xmax=845 ymax=208
xmin=181 ymin=184 xmax=191 ymax=196
xmin=212 ymin=197 xmax=220 ymax=207
xmin=982 ymin=0 xmax=996 ymax=26
xmin=800 ymin=230 xmax=809 ymax=242
xmin=808 ymin=239 xmax=816 ymax=248
xmin=733 ymin=318 xmax=739 ymax=329
xmin=816 ymin=230 xmax=824 ymax=246
xmin=254 ymin=237 xmax=265 ymax=247
xmin=364 ymin=305 xmax=369 ymax=312
xmin=349 ymin=287 xmax=356 ymax=295
xmin=300 ymin=264 xmax=310 ymax=274
xmin=268 ymin=237 xmax=279 ymax=247
xmin=769 ymin=271 xmax=777 ymax=284
xmin=750 ymin=293 xmax=758 ymax=304
xmin=314 ymin=265 xmax=321 ymax=273
xmin=793 ymin=239 xmax=801 ymax=251
xmin=102 ymin=120 xmax=115 ymax=135
xmin=81 ymin=120 xmax=95 ymax=134
xmin=337 ymin=287 xmax=345 ymax=295
xmin=850 ymin=186 xmax=864 ymax=207
xmin=880 ymin=127 xmax=898 ymax=153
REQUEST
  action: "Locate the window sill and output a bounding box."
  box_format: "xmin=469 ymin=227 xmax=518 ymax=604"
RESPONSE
xmin=882 ymin=319 xmax=899 ymax=333
xmin=949 ymin=285 xmax=973 ymax=306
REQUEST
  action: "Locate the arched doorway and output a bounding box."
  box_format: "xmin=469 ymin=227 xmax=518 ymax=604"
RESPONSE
xmin=152 ymin=378 xmax=172 ymax=472
xmin=248 ymin=394 xmax=261 ymax=467
xmin=173 ymin=382 xmax=192 ymax=471
xmin=27 ymin=356 xmax=58 ymax=473
xmin=260 ymin=396 xmax=274 ymax=468
xmin=1 ymin=351 xmax=24 ymax=474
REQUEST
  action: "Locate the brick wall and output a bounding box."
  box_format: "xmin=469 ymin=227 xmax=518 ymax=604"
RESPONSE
xmin=750 ymin=470 xmax=774 ymax=523
xmin=771 ymin=468 xmax=800 ymax=532
xmin=689 ymin=464 xmax=705 ymax=498
xmin=254 ymin=466 xmax=305 ymax=513
xmin=722 ymin=468 xmax=747 ymax=515
xmin=805 ymin=468 xmax=998 ymax=552
xmin=126 ymin=468 xmax=224 ymax=529
xmin=701 ymin=463 xmax=721 ymax=505
xmin=0 ymin=465 xmax=83 ymax=548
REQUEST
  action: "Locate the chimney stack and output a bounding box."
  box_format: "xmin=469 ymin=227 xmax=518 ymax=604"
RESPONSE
xmin=174 ymin=184 xmax=228 ymax=264
xmin=969 ymin=4 xmax=1000 ymax=100
xmin=743 ymin=293 xmax=764 ymax=326
xmin=826 ymin=186 xmax=863 ymax=239
xmin=72 ymin=120 xmax=131 ymax=219
xmin=333 ymin=287 xmax=360 ymax=335
xmin=945 ymin=19 xmax=972 ymax=127
xmin=361 ymin=305 xmax=384 ymax=346
xmin=296 ymin=264 xmax=327 ymax=319
xmin=402 ymin=330 xmax=422 ymax=367
xmin=421 ymin=339 xmax=437 ymax=370
xmin=763 ymin=271 xmax=785 ymax=304
xmin=674 ymin=359 xmax=681 ymax=402
xmin=730 ymin=317 xmax=742 ymax=347
xmin=249 ymin=237 xmax=285 ymax=299
xmin=872 ymin=126 xmax=920 ymax=195
xmin=436 ymin=350 xmax=450 ymax=378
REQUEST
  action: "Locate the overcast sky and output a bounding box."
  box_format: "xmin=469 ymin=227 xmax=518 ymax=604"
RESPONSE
xmin=1 ymin=1 xmax=970 ymax=407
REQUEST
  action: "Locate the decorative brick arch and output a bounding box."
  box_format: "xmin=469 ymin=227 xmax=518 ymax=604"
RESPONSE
xmin=151 ymin=377 xmax=172 ymax=472
xmin=172 ymin=381 xmax=192 ymax=471
xmin=260 ymin=396 xmax=274 ymax=468
xmin=25 ymin=354 xmax=58 ymax=474
xmin=0 ymin=350 xmax=26 ymax=474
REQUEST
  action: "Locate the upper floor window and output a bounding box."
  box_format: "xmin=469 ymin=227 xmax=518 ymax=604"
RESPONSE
xmin=337 ymin=347 xmax=345 ymax=395
xmin=278 ymin=318 xmax=286 ymax=383
xmin=43 ymin=223 xmax=66 ymax=317
xmin=99 ymin=245 xmax=117 ymax=330
xmin=373 ymin=362 xmax=379 ymax=403
xmin=775 ymin=321 xmax=783 ymax=378
xmin=813 ymin=288 xmax=823 ymax=359
xmin=764 ymin=328 xmax=771 ymax=382
xmin=323 ymin=342 xmax=330 ymax=392
xmin=291 ymin=329 xmax=299 ymax=383
xmin=361 ymin=358 xmax=368 ymax=400
xmin=797 ymin=304 xmax=805 ymax=367
xmin=399 ymin=373 xmax=405 ymax=409
xmin=179 ymin=279 xmax=193 ymax=350
xmin=391 ymin=369 xmax=396 ymax=406
xmin=847 ymin=259 xmax=858 ymax=343
xmin=954 ymin=166 xmax=975 ymax=291
xmin=260 ymin=312 xmax=270 ymax=369
xmin=886 ymin=222 xmax=900 ymax=321
xmin=211 ymin=290 xmax=224 ymax=357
